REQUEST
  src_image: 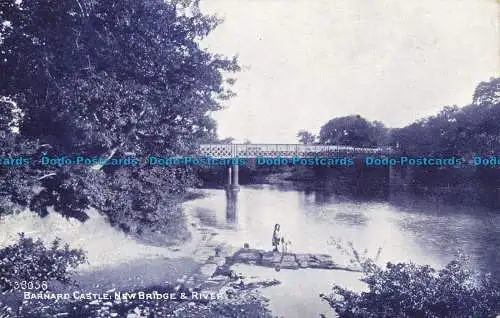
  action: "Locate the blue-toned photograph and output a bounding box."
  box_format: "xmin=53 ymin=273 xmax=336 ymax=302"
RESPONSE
xmin=0 ymin=0 xmax=499 ymax=317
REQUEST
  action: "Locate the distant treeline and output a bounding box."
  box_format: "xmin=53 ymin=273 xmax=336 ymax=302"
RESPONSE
xmin=296 ymin=78 xmax=500 ymax=187
xmin=296 ymin=77 xmax=499 ymax=156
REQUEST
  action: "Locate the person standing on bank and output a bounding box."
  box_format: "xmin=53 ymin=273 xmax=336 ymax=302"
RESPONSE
xmin=272 ymin=223 xmax=281 ymax=252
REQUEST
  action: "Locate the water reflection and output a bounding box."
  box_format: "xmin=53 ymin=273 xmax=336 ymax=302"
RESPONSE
xmin=225 ymin=189 xmax=238 ymax=226
xmin=184 ymin=185 xmax=500 ymax=318
xmin=186 ymin=185 xmax=500 ymax=280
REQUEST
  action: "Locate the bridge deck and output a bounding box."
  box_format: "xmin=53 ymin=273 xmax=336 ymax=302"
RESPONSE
xmin=199 ymin=144 xmax=392 ymax=158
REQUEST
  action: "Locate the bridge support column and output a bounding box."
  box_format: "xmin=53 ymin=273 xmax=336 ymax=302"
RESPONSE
xmin=232 ymin=163 xmax=239 ymax=188
xmin=225 ymin=186 xmax=238 ymax=224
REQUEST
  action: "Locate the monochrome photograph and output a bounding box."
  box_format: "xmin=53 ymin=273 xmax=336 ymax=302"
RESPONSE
xmin=0 ymin=0 xmax=499 ymax=317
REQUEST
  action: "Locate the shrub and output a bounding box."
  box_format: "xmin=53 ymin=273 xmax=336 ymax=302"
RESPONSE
xmin=0 ymin=233 xmax=87 ymax=293
xmin=321 ymin=243 xmax=500 ymax=318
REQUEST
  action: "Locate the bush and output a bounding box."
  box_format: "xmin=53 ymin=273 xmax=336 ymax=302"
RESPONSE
xmin=320 ymin=250 xmax=500 ymax=317
xmin=0 ymin=233 xmax=87 ymax=293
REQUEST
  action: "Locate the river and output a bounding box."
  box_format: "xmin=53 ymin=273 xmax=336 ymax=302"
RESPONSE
xmin=183 ymin=184 xmax=500 ymax=318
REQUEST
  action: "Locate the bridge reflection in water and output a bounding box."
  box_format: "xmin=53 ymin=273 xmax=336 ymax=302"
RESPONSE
xmin=225 ymin=187 xmax=239 ymax=225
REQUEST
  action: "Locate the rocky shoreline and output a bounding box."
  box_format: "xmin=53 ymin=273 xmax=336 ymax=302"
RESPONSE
xmin=226 ymin=248 xmax=361 ymax=272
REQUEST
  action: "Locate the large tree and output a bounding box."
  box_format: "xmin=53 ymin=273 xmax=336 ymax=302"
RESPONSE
xmin=318 ymin=115 xmax=387 ymax=147
xmin=0 ymin=0 xmax=239 ymax=234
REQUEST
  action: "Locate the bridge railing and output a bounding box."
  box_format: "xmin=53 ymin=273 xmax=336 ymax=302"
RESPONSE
xmin=199 ymin=144 xmax=392 ymax=158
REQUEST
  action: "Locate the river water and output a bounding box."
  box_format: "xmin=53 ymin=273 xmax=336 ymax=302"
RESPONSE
xmin=184 ymin=184 xmax=500 ymax=318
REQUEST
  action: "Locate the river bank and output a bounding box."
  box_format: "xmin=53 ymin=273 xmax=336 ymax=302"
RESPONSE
xmin=0 ymin=191 xmax=281 ymax=317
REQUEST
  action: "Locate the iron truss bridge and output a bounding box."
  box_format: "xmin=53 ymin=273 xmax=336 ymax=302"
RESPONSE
xmin=199 ymin=144 xmax=393 ymax=159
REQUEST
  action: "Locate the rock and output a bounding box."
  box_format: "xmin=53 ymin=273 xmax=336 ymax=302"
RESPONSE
xmin=295 ymin=253 xmax=312 ymax=262
xmin=259 ymin=279 xmax=281 ymax=287
xmin=198 ymin=278 xmax=228 ymax=291
xmin=214 ymin=265 xmax=232 ymax=277
xmin=311 ymin=254 xmax=334 ymax=262
xmin=206 ymin=255 xmax=226 ymax=267
xmin=232 ymin=251 xmax=262 ymax=263
xmin=261 ymin=252 xmax=298 ymax=269
xmin=278 ymin=255 xmax=299 ymax=269
xmin=232 ymin=278 xmax=280 ymax=291
xmin=210 ymin=275 xmax=229 ymax=282
xmin=243 ymin=243 xmax=250 ymax=248
xmin=199 ymin=263 xmax=218 ymax=277
xmin=309 ymin=261 xmax=335 ymax=269
xmin=307 ymin=253 xmax=335 ymax=268
xmin=226 ymin=249 xmax=357 ymax=271
xmin=261 ymin=252 xmax=282 ymax=266
xmin=298 ymin=260 xmax=308 ymax=268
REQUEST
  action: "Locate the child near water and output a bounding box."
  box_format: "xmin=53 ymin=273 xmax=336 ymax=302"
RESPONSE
xmin=272 ymin=223 xmax=281 ymax=252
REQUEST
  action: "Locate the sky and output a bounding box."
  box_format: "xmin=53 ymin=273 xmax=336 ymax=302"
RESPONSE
xmin=199 ymin=0 xmax=499 ymax=143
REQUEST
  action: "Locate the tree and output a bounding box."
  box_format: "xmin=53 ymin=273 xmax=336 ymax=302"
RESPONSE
xmin=218 ymin=137 xmax=235 ymax=144
xmin=473 ymin=77 xmax=500 ymax=107
xmin=318 ymin=115 xmax=386 ymax=147
xmin=371 ymin=120 xmax=390 ymax=146
xmin=321 ymin=258 xmax=500 ymax=317
xmin=0 ymin=0 xmax=240 ymax=234
xmin=390 ymin=77 xmax=500 ymax=156
xmin=297 ymin=130 xmax=316 ymax=144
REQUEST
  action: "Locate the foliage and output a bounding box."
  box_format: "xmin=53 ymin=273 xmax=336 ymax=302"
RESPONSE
xmin=391 ymin=77 xmax=500 ymax=157
xmin=387 ymin=77 xmax=500 ymax=191
xmin=318 ymin=115 xmax=388 ymax=147
xmin=0 ymin=0 xmax=239 ymax=232
xmin=321 ymin=242 xmax=500 ymax=318
xmin=473 ymin=77 xmax=500 ymax=108
xmin=0 ymin=233 xmax=87 ymax=293
xmin=297 ymin=130 xmax=316 ymax=144
xmin=217 ymin=137 xmax=235 ymax=144
xmin=327 ymin=238 xmax=381 ymax=273
xmin=315 ymin=77 xmax=499 ymax=154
